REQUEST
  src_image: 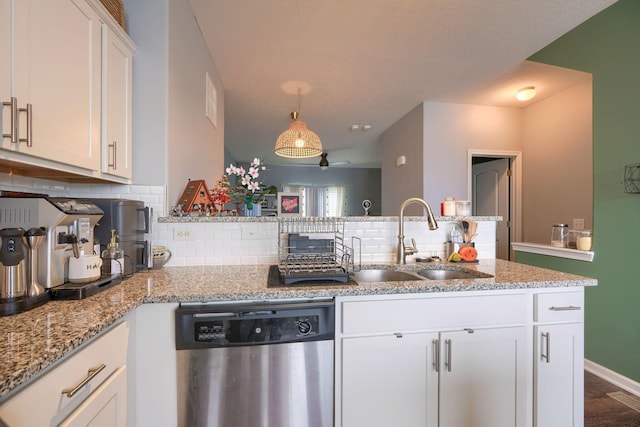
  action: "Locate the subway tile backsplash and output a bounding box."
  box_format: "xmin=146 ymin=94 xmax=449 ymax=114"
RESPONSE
xmin=0 ymin=173 xmax=496 ymax=266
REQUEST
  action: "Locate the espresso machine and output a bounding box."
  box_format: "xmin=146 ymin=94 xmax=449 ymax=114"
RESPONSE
xmin=0 ymin=194 xmax=119 ymax=301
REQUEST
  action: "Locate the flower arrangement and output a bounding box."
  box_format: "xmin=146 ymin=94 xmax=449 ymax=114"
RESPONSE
xmin=225 ymin=158 xmax=267 ymax=210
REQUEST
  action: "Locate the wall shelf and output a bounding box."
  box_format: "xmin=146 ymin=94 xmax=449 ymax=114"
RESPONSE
xmin=512 ymin=242 xmax=594 ymax=262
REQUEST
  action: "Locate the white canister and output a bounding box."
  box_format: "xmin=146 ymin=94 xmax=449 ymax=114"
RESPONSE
xmin=456 ymin=200 xmax=472 ymax=216
xmin=68 ymin=255 xmax=103 ymax=283
xmin=442 ymin=197 xmax=456 ymax=216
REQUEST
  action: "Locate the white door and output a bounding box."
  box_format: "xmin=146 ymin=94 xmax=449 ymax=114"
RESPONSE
xmin=439 ymin=327 xmax=527 ymax=427
xmin=1 ymin=0 xmax=15 ymax=149
xmin=341 ymin=332 xmax=439 ymax=427
xmin=473 ymin=158 xmax=511 ymax=260
xmin=12 ymin=0 xmax=101 ymax=170
xmin=535 ymin=323 xmax=584 ymax=427
xmin=101 ymin=23 xmax=133 ymax=179
xmin=59 ymin=366 xmax=127 ymax=427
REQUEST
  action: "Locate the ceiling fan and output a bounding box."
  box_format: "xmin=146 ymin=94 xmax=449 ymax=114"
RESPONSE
xmin=318 ymin=152 xmax=351 ymax=170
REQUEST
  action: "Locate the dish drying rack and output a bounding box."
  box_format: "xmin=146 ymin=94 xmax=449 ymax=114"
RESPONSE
xmin=278 ymin=217 xmax=360 ymax=285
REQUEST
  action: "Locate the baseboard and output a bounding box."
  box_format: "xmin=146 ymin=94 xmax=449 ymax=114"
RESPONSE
xmin=585 ymin=359 xmax=640 ymax=397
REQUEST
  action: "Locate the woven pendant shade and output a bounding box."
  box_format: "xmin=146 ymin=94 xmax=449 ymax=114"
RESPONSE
xmin=274 ymin=113 xmax=323 ymax=158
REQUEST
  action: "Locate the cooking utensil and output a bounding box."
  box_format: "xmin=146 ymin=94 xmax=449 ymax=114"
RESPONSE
xmin=461 ymin=220 xmax=470 ymax=242
xmin=467 ymin=221 xmax=478 ymax=242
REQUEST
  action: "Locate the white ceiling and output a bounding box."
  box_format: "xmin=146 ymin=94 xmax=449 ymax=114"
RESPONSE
xmin=188 ymin=0 xmax=615 ymax=168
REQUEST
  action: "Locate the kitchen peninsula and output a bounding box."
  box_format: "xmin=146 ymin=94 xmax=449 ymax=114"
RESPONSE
xmin=0 ymin=259 xmax=595 ymax=426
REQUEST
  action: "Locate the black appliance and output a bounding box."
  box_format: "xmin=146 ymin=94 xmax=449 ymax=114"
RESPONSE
xmin=91 ymin=199 xmax=152 ymax=274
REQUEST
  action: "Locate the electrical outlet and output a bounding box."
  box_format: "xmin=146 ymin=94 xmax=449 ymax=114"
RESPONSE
xmin=173 ymin=229 xmax=194 ymax=241
xmin=572 ymin=218 xmax=585 ymax=230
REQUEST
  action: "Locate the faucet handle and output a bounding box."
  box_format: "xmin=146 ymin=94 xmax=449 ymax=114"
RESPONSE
xmin=404 ymin=238 xmax=418 ymax=256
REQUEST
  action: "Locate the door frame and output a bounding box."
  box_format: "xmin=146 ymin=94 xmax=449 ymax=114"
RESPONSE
xmin=467 ymin=149 xmax=522 ymax=260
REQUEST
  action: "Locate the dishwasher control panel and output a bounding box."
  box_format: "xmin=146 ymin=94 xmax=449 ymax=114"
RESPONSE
xmin=193 ymin=315 xmax=318 ymax=345
xmin=175 ymin=300 xmax=334 ymax=350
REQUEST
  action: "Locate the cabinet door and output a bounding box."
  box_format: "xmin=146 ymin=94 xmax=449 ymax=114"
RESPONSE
xmin=59 ymin=365 xmax=127 ymax=427
xmin=535 ymin=323 xmax=583 ymax=427
xmin=12 ymin=0 xmax=101 ymax=170
xmin=439 ymin=327 xmax=527 ymax=427
xmin=341 ymin=332 xmax=439 ymax=427
xmin=101 ymin=23 xmax=132 ymax=179
xmin=1 ymin=0 xmax=14 ymax=149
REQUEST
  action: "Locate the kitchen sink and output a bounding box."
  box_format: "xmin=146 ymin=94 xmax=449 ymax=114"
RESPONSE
xmin=351 ymin=269 xmax=424 ymax=282
xmin=416 ymin=269 xmax=493 ymax=280
xmin=351 ymin=267 xmax=494 ymax=282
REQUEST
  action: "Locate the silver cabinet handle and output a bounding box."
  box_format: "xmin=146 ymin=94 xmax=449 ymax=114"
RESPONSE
xmin=18 ymin=103 xmax=32 ymax=147
xmin=445 ymin=339 xmax=452 ymax=372
xmin=549 ymin=305 xmax=581 ymax=311
xmin=61 ymin=364 xmax=106 ymax=398
xmin=2 ymin=97 xmax=18 ymax=143
xmin=108 ymin=141 xmax=117 ymax=169
xmin=394 ymin=332 xmax=403 ymax=338
xmin=432 ymin=339 xmax=439 ymax=372
xmin=541 ymin=332 xmax=550 ymax=363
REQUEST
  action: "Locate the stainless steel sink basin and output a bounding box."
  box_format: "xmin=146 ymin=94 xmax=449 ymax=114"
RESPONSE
xmin=351 ymin=269 xmax=423 ymax=282
xmin=417 ymin=269 xmax=493 ymax=280
xmin=351 ymin=267 xmax=494 ymax=282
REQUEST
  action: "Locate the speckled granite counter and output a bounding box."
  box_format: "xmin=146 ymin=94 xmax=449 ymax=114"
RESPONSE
xmin=0 ymin=259 xmax=596 ymax=400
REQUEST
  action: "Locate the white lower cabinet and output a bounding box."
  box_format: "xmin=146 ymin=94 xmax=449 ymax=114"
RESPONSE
xmin=336 ymin=293 xmax=530 ymax=427
xmin=342 ymin=332 xmax=439 ymax=426
xmin=534 ymin=292 xmax=584 ymax=427
xmin=59 ymin=366 xmax=127 ymax=427
xmin=0 ymin=321 xmax=129 ymax=426
xmin=438 ymin=327 xmax=527 ymax=427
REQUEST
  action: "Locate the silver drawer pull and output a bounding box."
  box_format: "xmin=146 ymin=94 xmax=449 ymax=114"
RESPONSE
xmin=61 ymin=364 xmax=106 ymax=398
xmin=2 ymin=97 xmax=18 ymax=143
xmin=541 ymin=332 xmax=550 ymax=363
xmin=549 ymin=305 xmax=581 ymax=311
xmin=18 ymin=104 xmax=32 ymax=147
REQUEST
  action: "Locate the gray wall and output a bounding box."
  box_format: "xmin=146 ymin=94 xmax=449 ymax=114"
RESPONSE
xmin=262 ymin=164 xmax=382 ymax=216
xmin=124 ymin=0 xmax=225 ymax=209
xmin=380 ymin=103 xmax=424 ymax=215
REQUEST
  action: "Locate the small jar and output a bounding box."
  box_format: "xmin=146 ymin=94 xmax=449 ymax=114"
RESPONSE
xmin=456 ymin=200 xmax=471 ymax=216
xmin=551 ymin=224 xmax=569 ymax=248
xmin=441 ymin=197 xmax=456 ymax=216
xmin=576 ymin=230 xmax=593 ymax=251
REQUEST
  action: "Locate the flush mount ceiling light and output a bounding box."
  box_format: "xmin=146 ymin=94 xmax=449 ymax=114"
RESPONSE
xmin=516 ymin=86 xmax=536 ymax=101
xmin=319 ymin=153 xmax=329 ymax=170
xmin=274 ymin=89 xmax=323 ymax=158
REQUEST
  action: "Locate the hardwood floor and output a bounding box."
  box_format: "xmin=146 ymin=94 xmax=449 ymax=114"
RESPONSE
xmin=585 ymin=371 xmax=640 ymax=426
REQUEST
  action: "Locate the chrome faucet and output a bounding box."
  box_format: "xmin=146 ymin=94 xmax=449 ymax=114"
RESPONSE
xmin=397 ymin=197 xmax=439 ymax=264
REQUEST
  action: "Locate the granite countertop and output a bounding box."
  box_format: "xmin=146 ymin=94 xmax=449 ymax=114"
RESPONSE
xmin=0 ymin=259 xmax=596 ymax=400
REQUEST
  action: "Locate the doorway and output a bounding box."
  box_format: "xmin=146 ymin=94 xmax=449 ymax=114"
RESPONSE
xmin=468 ymin=150 xmax=522 ymax=261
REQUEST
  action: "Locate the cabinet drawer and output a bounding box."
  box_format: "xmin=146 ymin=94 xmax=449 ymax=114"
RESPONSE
xmin=0 ymin=321 xmax=129 ymax=426
xmin=535 ymin=292 xmax=584 ymax=323
xmin=341 ymin=294 xmax=527 ymax=334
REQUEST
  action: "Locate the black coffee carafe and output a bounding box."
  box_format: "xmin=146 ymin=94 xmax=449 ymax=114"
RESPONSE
xmin=0 ymin=228 xmax=27 ymax=300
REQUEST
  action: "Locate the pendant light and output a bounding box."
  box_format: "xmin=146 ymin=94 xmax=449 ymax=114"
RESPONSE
xmin=274 ymin=89 xmax=323 ymax=158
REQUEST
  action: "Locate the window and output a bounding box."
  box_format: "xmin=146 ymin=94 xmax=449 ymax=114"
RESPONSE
xmin=282 ymin=185 xmax=347 ymax=217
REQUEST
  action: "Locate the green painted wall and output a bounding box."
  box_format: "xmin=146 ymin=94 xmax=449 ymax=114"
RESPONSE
xmin=520 ymin=0 xmax=640 ymax=382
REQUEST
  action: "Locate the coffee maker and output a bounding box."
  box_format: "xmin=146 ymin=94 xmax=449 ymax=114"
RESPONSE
xmin=90 ymin=199 xmax=153 ymax=274
xmin=0 ymin=195 xmax=104 ymax=292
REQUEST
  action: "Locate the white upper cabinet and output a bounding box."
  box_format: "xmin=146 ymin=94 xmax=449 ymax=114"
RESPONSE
xmin=11 ymin=0 xmax=102 ymax=170
xmin=0 ymin=0 xmax=134 ymax=182
xmin=101 ymin=22 xmax=134 ymax=180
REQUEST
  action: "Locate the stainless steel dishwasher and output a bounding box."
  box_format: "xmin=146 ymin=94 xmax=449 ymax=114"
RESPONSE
xmin=175 ymin=298 xmax=334 ymax=427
